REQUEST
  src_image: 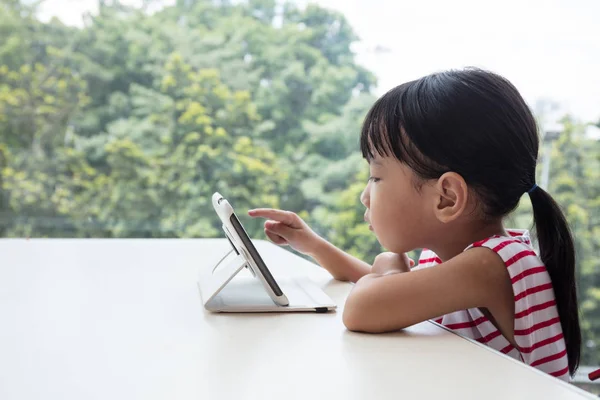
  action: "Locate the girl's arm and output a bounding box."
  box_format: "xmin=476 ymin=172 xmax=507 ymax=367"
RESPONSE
xmin=308 ymin=238 xmax=373 ymax=283
xmin=342 ymin=247 xmax=514 ymax=336
xmin=248 ymin=208 xmax=372 ymax=282
xmin=310 ymin=246 xmax=413 ymax=283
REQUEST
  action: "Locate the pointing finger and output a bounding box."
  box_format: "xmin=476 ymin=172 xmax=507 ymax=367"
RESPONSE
xmin=248 ymin=208 xmax=300 ymax=228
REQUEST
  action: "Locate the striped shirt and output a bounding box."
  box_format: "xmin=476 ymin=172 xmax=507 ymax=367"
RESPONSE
xmin=415 ymin=230 xmax=570 ymax=381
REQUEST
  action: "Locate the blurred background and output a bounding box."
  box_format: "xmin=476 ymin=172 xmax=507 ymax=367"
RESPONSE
xmin=1 ymin=0 xmax=599 ymax=391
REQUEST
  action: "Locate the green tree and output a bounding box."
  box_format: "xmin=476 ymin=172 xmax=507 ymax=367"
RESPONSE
xmin=2 ymin=0 xmax=375 ymax=239
xmin=0 ymin=2 xmax=90 ymax=236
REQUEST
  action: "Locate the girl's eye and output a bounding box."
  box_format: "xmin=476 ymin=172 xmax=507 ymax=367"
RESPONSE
xmin=368 ymin=176 xmax=381 ymax=183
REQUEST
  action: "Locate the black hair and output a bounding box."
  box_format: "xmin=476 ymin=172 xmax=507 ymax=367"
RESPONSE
xmin=360 ymin=68 xmax=580 ymax=376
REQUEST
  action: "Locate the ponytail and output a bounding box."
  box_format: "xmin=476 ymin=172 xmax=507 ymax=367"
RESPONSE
xmin=529 ymin=185 xmax=581 ymax=376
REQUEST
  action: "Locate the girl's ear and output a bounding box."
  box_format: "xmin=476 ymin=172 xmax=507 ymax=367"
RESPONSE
xmin=432 ymin=172 xmax=469 ymax=223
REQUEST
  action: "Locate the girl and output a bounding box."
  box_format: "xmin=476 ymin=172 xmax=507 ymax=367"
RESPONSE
xmin=248 ymin=68 xmax=580 ymax=381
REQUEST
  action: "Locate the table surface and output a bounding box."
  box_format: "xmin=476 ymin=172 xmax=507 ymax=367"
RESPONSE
xmin=0 ymin=238 xmax=594 ymax=400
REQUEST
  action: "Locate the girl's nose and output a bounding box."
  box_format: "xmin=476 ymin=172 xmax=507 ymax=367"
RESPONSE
xmin=360 ymin=184 xmax=370 ymax=208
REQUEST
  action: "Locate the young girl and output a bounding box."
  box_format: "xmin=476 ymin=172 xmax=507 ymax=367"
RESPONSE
xmin=248 ymin=68 xmax=580 ymax=381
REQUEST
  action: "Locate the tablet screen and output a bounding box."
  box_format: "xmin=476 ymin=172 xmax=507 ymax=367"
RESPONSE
xmin=228 ymin=213 xmax=283 ymax=297
xmin=225 ymin=232 xmax=239 ymax=255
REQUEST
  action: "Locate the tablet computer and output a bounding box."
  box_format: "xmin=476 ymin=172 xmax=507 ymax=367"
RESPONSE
xmin=212 ymin=192 xmax=289 ymax=306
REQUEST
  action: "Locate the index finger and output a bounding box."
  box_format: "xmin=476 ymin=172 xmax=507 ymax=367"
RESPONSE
xmin=248 ymin=208 xmax=299 ymax=227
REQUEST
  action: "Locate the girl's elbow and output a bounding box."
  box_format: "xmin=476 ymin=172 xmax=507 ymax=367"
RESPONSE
xmin=343 ymin=293 xmax=387 ymax=333
xmin=342 ymin=305 xmax=363 ymax=332
xmin=343 ymin=305 xmax=394 ymax=333
xmin=343 ymin=291 xmax=368 ymax=331
xmin=342 ymin=287 xmax=410 ymax=333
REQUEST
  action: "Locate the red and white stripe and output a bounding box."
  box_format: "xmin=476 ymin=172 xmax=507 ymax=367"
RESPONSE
xmin=420 ymin=229 xmax=570 ymax=382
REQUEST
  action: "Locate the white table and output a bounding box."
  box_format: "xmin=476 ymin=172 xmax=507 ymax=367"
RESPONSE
xmin=0 ymin=239 xmax=594 ymax=400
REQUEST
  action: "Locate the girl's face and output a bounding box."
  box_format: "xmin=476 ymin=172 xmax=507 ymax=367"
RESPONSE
xmin=360 ymin=155 xmax=435 ymax=253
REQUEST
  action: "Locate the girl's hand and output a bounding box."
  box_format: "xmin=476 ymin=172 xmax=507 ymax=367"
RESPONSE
xmin=248 ymin=208 xmax=323 ymax=256
xmin=371 ymin=252 xmax=414 ymax=275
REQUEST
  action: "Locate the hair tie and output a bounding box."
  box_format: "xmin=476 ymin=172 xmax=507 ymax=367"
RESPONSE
xmin=527 ymin=184 xmax=538 ymax=194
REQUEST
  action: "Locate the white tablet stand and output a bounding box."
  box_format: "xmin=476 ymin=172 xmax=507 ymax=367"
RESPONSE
xmin=201 ymin=251 xmax=240 ymax=305
xmin=199 ymin=237 xmax=259 ymax=308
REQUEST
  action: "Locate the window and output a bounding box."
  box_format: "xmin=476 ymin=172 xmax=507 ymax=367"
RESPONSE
xmin=2 ymin=0 xmax=599 ymax=392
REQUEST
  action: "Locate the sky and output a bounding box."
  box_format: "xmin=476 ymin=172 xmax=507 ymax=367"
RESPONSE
xmin=38 ymin=0 xmax=600 ymax=126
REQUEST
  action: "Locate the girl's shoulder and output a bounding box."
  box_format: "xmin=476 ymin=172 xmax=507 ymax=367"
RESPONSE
xmin=466 ymin=229 xmax=532 ymax=251
xmin=417 ymin=229 xmax=540 ymax=275
xmin=465 ymin=229 xmax=543 ymax=278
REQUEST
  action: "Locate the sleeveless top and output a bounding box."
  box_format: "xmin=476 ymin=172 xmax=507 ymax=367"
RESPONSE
xmin=414 ymin=230 xmax=570 ymax=381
